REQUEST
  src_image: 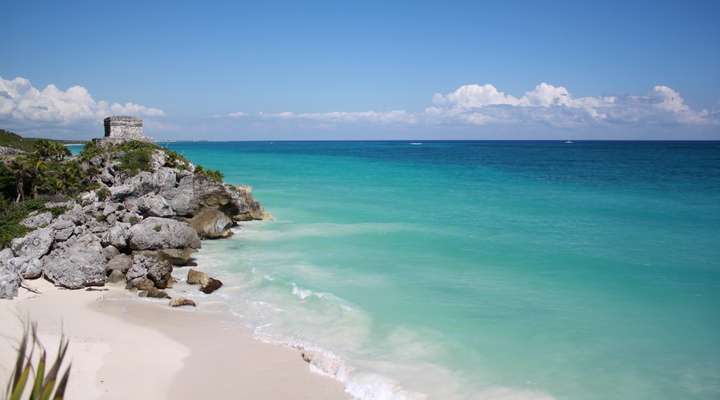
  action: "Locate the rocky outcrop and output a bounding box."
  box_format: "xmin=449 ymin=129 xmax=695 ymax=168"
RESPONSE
xmin=1 ymin=143 xmax=264 ymax=298
xmin=128 ymin=217 xmax=200 ymax=250
xmin=190 ymin=208 xmax=233 ymax=239
xmin=42 ymin=234 xmax=107 ymax=289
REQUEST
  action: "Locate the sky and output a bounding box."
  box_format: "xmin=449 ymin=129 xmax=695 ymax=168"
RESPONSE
xmin=1 ymin=0 xmax=719 ymax=140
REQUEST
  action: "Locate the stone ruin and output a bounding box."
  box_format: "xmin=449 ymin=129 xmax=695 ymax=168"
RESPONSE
xmin=103 ymin=116 xmax=150 ymax=142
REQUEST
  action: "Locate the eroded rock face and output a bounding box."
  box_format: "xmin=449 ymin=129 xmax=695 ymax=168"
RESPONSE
xmin=42 ymin=234 xmax=106 ymax=289
xmin=21 ymin=211 xmax=53 ymax=229
xmin=128 ymin=217 xmax=200 ymax=250
xmin=11 ymin=228 xmax=54 ymax=259
xmin=137 ymin=193 xmax=174 ymax=217
xmin=190 ymin=208 xmax=233 ymax=239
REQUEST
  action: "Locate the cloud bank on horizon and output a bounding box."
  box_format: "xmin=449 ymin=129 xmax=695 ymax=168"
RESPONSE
xmin=1 ymin=75 xmax=717 ymax=139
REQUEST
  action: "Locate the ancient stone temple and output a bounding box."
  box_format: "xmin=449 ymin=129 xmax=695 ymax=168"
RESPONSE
xmin=103 ymin=116 xmax=148 ymax=141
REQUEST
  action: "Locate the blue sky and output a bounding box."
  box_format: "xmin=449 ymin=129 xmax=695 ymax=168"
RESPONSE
xmin=1 ymin=0 xmax=719 ymax=140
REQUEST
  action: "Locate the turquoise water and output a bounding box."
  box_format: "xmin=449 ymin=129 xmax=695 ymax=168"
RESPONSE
xmin=162 ymin=141 xmax=720 ymax=399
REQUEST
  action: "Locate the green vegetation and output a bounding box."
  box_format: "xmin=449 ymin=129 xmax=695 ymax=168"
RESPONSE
xmin=195 ymin=165 xmax=224 ymax=182
xmin=0 ymin=198 xmax=46 ymax=249
xmin=4 ymin=322 xmax=71 ymax=400
xmin=0 ymin=128 xmax=85 ymax=153
xmin=1 ymin=128 xmax=220 ymax=248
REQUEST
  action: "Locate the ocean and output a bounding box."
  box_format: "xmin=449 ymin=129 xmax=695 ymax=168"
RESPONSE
xmin=118 ymin=141 xmax=720 ymax=399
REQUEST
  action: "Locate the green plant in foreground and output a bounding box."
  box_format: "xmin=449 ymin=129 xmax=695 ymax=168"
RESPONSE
xmin=4 ymin=322 xmax=71 ymax=400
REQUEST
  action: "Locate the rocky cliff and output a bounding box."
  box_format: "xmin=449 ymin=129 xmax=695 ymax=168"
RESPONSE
xmin=0 ymin=141 xmax=267 ymax=299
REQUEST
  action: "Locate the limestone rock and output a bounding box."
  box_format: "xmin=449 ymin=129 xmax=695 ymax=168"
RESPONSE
xmin=42 ymin=234 xmax=106 ymax=289
xmin=106 ymin=254 xmax=132 ymax=274
xmin=169 ymin=298 xmax=196 ymax=307
xmin=107 ymin=269 xmax=126 ymax=285
xmin=138 ymin=288 xmax=170 ymax=299
xmin=21 ymin=211 xmax=53 ymax=229
xmin=186 ymin=269 xmax=223 ymax=294
xmin=147 ymin=259 xmax=173 ymax=289
xmin=50 ymin=218 xmax=76 ymax=242
xmin=128 ymin=217 xmax=200 ymax=250
xmin=7 ymin=257 xmax=43 ymax=279
xmin=135 ymin=248 xmax=195 ymax=266
xmin=102 ymin=245 xmax=120 ymax=260
xmin=137 ymin=193 xmax=174 ymax=217
xmin=0 ymin=249 xmax=13 ymax=264
xmin=127 ymin=277 xmax=154 ymax=291
xmin=110 ymin=184 xmax=134 ymax=201
xmin=101 ymin=222 xmax=131 ymax=249
xmin=0 ymin=263 xmax=20 ymax=299
xmin=200 ymin=277 xmax=223 ymax=294
xmin=11 ymin=228 xmax=54 ymax=259
xmin=186 ymin=269 xmax=208 ymax=285
xmin=189 ymin=208 xmax=233 ymax=239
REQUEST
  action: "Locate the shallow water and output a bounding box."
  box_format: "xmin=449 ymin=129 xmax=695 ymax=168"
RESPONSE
xmin=165 ymin=141 xmax=720 ymax=400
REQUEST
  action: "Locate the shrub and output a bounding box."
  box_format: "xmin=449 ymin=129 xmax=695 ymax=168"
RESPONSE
xmin=195 ymin=165 xmax=224 ymax=183
xmin=0 ymin=198 xmax=46 ymax=248
xmin=4 ymin=322 xmax=71 ymax=400
xmin=97 ymin=187 xmax=111 ymax=201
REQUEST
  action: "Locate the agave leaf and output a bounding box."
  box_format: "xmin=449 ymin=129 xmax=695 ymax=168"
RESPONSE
xmin=31 ymin=350 xmax=47 ymax=400
xmin=9 ymin=363 xmax=31 ymax=400
xmin=52 ymin=365 xmax=71 ymax=400
xmin=11 ymin=325 xmax=29 ymax=389
xmin=43 ymin=335 xmax=68 ymax=388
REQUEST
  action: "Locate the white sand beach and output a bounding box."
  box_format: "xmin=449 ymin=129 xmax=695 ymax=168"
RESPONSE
xmin=0 ymin=279 xmax=348 ymax=399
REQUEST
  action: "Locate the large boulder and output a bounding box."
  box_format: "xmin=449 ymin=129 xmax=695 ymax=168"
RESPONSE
xmin=128 ymin=217 xmax=200 ymax=250
xmin=11 ymin=228 xmax=54 ymax=259
xmin=101 ymin=222 xmax=131 ymax=249
xmin=50 ymin=218 xmax=76 ymax=242
xmin=189 ymin=208 xmax=233 ymax=239
xmin=21 ymin=211 xmax=53 ymax=229
xmin=7 ymin=257 xmax=43 ymax=279
xmin=137 ymin=193 xmax=174 ymax=217
xmin=42 ymin=234 xmax=107 ymax=289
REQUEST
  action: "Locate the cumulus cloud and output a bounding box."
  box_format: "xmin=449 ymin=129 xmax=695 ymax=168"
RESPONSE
xmin=427 ymin=83 xmax=714 ymax=127
xmin=218 ymin=83 xmax=713 ymax=133
xmin=0 ymin=76 xmax=164 ymax=126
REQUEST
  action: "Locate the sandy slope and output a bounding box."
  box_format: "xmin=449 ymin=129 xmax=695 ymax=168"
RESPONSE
xmin=0 ymin=279 xmax=347 ymax=399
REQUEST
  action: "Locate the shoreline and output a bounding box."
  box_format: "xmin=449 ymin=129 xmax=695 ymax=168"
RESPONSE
xmin=0 ymin=278 xmax=348 ymax=399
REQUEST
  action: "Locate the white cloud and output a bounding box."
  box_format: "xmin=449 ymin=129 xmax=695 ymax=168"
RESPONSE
xmin=259 ymin=110 xmax=416 ymax=124
xmin=428 ymin=82 xmax=714 ymax=127
xmin=226 ymin=111 xmax=247 ymax=118
xmin=0 ymin=76 xmax=164 ymax=125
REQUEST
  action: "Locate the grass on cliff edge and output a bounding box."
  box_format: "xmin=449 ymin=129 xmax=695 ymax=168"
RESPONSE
xmin=0 ymin=128 xmax=85 ymax=152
